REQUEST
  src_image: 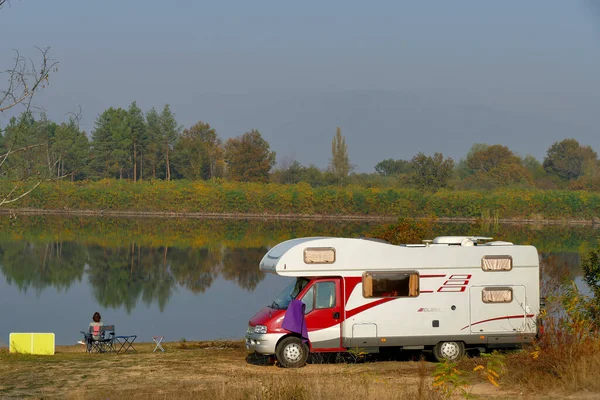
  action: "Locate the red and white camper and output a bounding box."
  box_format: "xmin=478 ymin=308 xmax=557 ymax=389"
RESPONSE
xmin=245 ymin=236 xmax=540 ymax=368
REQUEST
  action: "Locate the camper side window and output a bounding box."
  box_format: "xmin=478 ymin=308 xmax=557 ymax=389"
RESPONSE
xmin=304 ymin=247 xmax=335 ymax=264
xmin=300 ymin=282 xmax=336 ymax=314
xmin=482 ymin=255 xmax=512 ymax=271
xmin=362 ymin=272 xmax=419 ymax=298
xmin=315 ymin=281 xmax=336 ymax=309
xmin=482 ymin=287 xmax=513 ymax=303
xmin=301 ymin=286 xmax=315 ymax=314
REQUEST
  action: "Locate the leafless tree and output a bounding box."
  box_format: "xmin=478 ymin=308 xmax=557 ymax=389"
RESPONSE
xmin=0 ymin=47 xmax=57 ymax=113
xmin=0 ymin=107 xmax=81 ymax=207
xmin=1 ymin=1 xmax=62 ymax=207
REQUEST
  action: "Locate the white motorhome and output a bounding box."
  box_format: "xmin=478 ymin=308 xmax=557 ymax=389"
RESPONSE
xmin=245 ymin=236 xmax=539 ymax=368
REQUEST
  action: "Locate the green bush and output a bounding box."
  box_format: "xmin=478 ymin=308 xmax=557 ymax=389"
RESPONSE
xmin=1 ymin=179 xmax=600 ymax=220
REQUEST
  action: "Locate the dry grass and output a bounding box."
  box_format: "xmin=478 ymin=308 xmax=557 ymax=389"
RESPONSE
xmin=450 ymin=318 xmax=600 ymax=399
xmin=2 ymin=339 xmax=599 ymax=399
xmin=0 ymin=341 xmax=519 ymax=400
xmin=484 ymin=255 xmax=600 ymax=397
xmin=503 ymin=320 xmax=600 ymax=394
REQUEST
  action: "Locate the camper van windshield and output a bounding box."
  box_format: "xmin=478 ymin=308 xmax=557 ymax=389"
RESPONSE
xmin=271 ymin=278 xmax=310 ymax=310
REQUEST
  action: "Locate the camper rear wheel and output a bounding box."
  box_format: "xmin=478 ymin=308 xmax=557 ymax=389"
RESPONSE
xmin=433 ymin=341 xmax=465 ymax=362
xmin=276 ymin=337 xmax=309 ymax=368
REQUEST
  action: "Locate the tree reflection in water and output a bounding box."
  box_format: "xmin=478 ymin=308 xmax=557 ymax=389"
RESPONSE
xmin=0 ymin=216 xmax=597 ymax=313
xmin=0 ymin=239 xmax=267 ymax=313
xmin=0 ymin=215 xmax=375 ymax=313
xmin=0 ymin=241 xmax=86 ymax=294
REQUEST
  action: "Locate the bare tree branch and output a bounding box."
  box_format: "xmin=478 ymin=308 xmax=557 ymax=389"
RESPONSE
xmin=65 ymin=105 xmax=83 ymax=125
xmin=0 ymin=143 xmax=67 ymax=206
xmin=0 ymin=142 xmax=46 ymax=169
xmin=0 ymin=1 xmax=65 ymax=207
xmin=0 ymin=47 xmax=58 ymax=113
xmin=0 ymin=103 xmax=90 ymax=206
xmin=0 ymin=179 xmax=43 ymax=206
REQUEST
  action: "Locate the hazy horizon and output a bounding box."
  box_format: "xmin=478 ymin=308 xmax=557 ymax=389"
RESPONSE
xmin=2 ymin=0 xmax=599 ymax=172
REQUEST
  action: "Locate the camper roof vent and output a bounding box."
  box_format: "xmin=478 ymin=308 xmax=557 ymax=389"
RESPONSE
xmin=432 ymin=236 xmax=493 ymax=246
xmin=484 ymin=241 xmax=514 ymax=246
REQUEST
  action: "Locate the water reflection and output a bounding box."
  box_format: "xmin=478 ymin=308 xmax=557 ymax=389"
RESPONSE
xmin=0 ymin=215 xmax=598 ymax=314
xmin=87 ymin=245 xmax=177 ymax=313
xmin=0 ymin=240 xmax=269 ymax=313
xmin=1 ymin=241 xmax=86 ymax=293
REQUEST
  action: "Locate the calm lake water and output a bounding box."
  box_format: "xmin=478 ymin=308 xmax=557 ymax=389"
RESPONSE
xmin=0 ymin=215 xmax=597 ymax=345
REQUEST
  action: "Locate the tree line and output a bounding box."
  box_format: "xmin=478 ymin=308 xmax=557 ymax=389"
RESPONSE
xmin=0 ymin=103 xmax=276 ymax=183
xmin=374 ymin=140 xmax=600 ymax=191
xmin=1 ymin=102 xmax=599 ymax=192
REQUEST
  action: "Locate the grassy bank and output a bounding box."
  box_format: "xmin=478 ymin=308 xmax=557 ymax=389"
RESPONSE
xmin=2 ymin=179 xmax=600 ymax=220
xmin=1 ymin=339 xmax=598 ymax=400
xmin=0 ymin=341 xmax=437 ymax=400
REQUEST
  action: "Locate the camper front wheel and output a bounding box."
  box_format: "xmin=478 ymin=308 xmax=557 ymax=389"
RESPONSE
xmin=276 ymin=337 xmax=309 ymax=368
xmin=433 ymin=341 xmax=465 ymax=362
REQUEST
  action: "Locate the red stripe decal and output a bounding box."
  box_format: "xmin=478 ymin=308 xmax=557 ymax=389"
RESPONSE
xmin=420 ymin=290 xmax=433 ymax=293
xmin=421 ymin=274 xmax=446 ymax=278
xmin=344 ymin=277 xmax=363 ymax=303
xmin=346 ymin=298 xmax=395 ymax=319
xmin=461 ymin=314 xmax=535 ymax=331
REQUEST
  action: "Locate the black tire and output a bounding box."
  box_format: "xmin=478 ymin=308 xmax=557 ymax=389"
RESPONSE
xmin=433 ymin=341 xmax=465 ymax=362
xmin=275 ymin=336 xmax=309 ymax=368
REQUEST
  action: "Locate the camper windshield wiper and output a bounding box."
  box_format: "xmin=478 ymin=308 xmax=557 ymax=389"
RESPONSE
xmin=271 ymin=301 xmax=280 ymax=309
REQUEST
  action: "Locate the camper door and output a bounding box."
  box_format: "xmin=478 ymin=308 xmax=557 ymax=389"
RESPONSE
xmin=469 ymin=285 xmax=527 ymax=334
xmin=298 ymin=278 xmax=343 ymax=351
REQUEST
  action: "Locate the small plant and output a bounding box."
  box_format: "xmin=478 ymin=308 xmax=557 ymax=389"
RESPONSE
xmin=473 ymin=351 xmax=505 ymax=387
xmin=529 ymin=344 xmax=541 ymax=361
xmin=347 ymin=347 xmax=368 ymax=363
xmin=417 ymin=358 xmax=429 ymax=399
xmin=431 ymin=359 xmax=472 ymax=399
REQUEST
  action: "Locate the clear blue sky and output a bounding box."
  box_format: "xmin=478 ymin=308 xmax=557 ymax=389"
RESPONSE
xmin=1 ymin=0 xmax=599 ymax=171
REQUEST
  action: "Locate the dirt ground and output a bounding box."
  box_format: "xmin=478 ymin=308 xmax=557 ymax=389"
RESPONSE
xmin=0 ymin=341 xmax=592 ymax=400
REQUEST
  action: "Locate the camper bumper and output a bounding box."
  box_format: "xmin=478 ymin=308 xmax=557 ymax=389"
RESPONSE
xmin=245 ymin=331 xmax=285 ymax=355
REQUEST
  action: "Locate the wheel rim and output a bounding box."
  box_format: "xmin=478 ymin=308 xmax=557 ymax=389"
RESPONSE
xmin=439 ymin=342 xmax=460 ymax=360
xmin=283 ymin=343 xmax=303 ymax=363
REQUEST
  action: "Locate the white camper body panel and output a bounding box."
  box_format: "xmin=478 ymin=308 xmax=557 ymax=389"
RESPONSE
xmin=342 ymin=270 xmax=537 ymax=347
xmin=261 ymin=237 xmax=539 ymax=276
xmin=260 ymin=237 xmax=540 ymax=349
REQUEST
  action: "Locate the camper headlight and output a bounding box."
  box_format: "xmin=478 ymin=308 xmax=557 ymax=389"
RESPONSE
xmin=254 ymin=325 xmax=268 ymax=334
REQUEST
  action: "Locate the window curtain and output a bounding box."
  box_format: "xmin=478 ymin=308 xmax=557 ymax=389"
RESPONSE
xmin=482 ymin=288 xmax=512 ymax=303
xmin=408 ymin=274 xmax=419 ymax=297
xmin=482 ymin=257 xmax=512 ymax=271
xmin=304 ymin=248 xmax=335 ymax=264
xmin=363 ymin=274 xmax=373 ymax=297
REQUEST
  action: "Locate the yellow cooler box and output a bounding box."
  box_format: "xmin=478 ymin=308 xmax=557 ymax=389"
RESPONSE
xmin=9 ymin=333 xmax=55 ymax=355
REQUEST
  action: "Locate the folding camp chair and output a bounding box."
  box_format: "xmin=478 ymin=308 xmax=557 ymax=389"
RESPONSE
xmin=153 ymin=336 xmax=165 ymax=353
xmin=114 ymin=334 xmax=137 ymax=353
xmin=80 ymin=325 xmax=115 ymax=353
xmin=99 ymin=325 xmax=115 ymax=352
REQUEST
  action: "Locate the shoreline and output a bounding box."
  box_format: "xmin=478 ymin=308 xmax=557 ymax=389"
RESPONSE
xmin=0 ymin=207 xmax=598 ymax=226
xmin=0 ymin=339 xmax=245 ymax=351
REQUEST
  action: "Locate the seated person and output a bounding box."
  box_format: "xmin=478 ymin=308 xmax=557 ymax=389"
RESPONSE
xmin=89 ymin=312 xmax=104 ymax=340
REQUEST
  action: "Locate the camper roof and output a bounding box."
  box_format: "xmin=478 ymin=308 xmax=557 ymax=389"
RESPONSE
xmin=260 ymin=237 xmax=536 ymax=277
xmin=432 ymin=236 xmax=494 ymax=245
